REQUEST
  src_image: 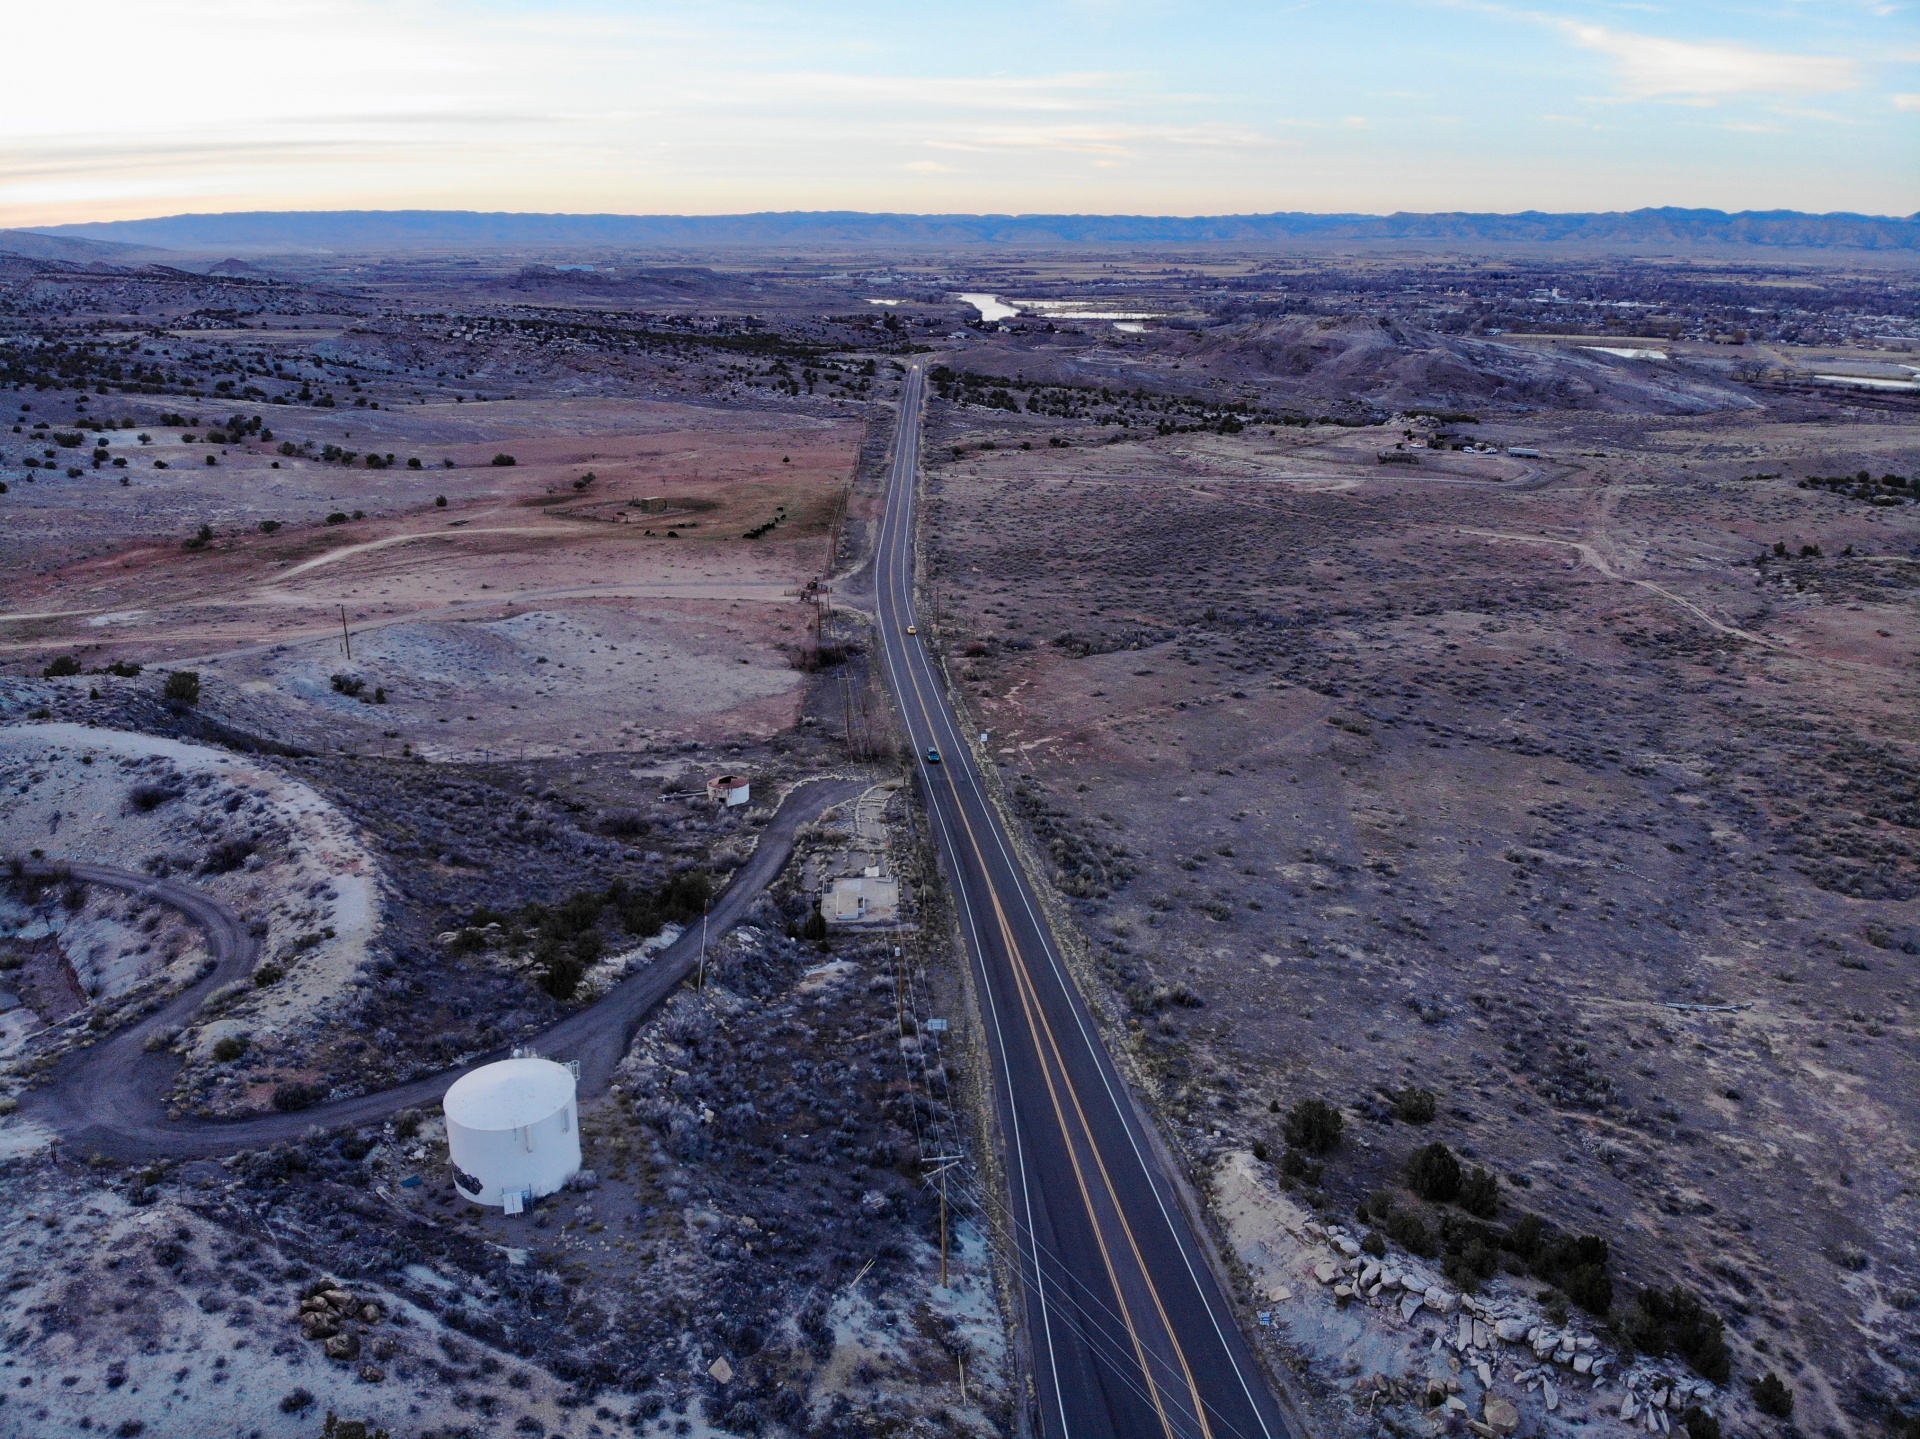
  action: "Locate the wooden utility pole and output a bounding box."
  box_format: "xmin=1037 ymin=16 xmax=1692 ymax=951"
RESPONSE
xmin=923 ymin=1154 xmax=962 ymax=1288
xmin=340 ymin=606 xmax=352 ymax=660
xmin=697 ymin=901 xmax=710 ymax=990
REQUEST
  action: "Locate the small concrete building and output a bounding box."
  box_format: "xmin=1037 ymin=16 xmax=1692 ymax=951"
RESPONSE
xmin=822 ymin=871 xmax=900 ymax=926
xmin=707 ymin=774 xmax=751 ymax=807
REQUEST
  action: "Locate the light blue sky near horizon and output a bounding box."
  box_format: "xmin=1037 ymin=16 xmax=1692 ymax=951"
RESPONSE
xmin=2 ymin=0 xmax=1914 ymax=226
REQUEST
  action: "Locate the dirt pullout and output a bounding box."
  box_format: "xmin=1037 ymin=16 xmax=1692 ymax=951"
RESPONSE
xmin=0 ymin=722 xmax=379 ymax=1090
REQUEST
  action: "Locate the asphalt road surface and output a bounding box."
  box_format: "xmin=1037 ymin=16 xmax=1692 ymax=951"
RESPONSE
xmin=875 ymin=364 xmax=1293 ymax=1439
xmin=15 ymin=774 xmax=865 ymax=1161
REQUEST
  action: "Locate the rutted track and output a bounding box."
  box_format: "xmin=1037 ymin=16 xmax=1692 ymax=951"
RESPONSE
xmin=13 ymin=774 xmax=864 ymax=1161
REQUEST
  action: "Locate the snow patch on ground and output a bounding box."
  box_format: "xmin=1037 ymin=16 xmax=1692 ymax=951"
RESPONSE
xmin=0 ymin=724 xmax=381 ymax=1091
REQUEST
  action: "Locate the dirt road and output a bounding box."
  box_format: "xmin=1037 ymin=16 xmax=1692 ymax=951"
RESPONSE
xmin=14 ymin=774 xmax=865 ymax=1161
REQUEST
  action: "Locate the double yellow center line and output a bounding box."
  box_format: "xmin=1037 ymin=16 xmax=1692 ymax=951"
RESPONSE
xmin=882 ymin=375 xmax=1214 ymax=1439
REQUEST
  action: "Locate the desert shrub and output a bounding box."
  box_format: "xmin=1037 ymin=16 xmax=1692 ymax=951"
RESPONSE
xmin=1383 ymin=1208 xmax=1436 ymax=1257
xmin=1406 ymin=1141 xmax=1462 ymax=1202
xmin=503 ymin=872 xmax=714 ymax=1000
xmin=321 ymin=1414 xmax=392 ymax=1439
xmin=1627 ymin=1286 xmax=1731 ymax=1383
xmin=129 ymin=783 xmax=179 ymax=812
xmin=211 ymin=1035 xmax=249 ymax=1062
xmin=330 ymin=673 xmax=365 ymax=697
xmin=279 ymin=1388 xmax=315 ymax=1413
xmin=271 ymin=1081 xmax=323 ymax=1112
xmin=251 ymin=963 xmax=284 ymax=987
xmin=791 ymin=642 xmax=850 ymax=671
xmin=162 ymin=671 xmax=200 ymax=705
xmin=446 ymin=927 xmax=490 ymax=955
xmin=1680 ymin=1407 xmax=1721 ymax=1439
xmin=1564 ymin=1258 xmax=1614 ymax=1314
xmin=201 ymin=838 xmax=254 ymax=873
xmin=1278 ymin=1148 xmax=1323 ymax=1184
xmin=42 ymin=655 xmax=81 ymax=677
xmin=392 ymin=1109 xmax=422 ymax=1139
xmin=1752 ymin=1373 xmax=1793 ymax=1419
xmin=596 ymin=809 xmax=651 ymax=838
xmin=1361 ymin=1230 xmax=1387 ymax=1257
xmin=1504 ymin=1211 xmax=1546 ymax=1260
xmin=1393 ymin=1087 xmax=1438 ymax=1124
xmin=657 ymin=870 xmax=713 ymax=921
xmin=1458 ymin=1165 xmax=1500 ymax=1218
xmin=491 ymin=453 xmax=517 ymax=466
xmin=102 ymin=660 xmax=142 ymax=677
xmin=1283 ymin=1098 xmax=1343 ymax=1154
xmin=182 ymin=522 xmax=214 ymax=550
xmin=1444 ymin=1239 xmax=1499 ymax=1291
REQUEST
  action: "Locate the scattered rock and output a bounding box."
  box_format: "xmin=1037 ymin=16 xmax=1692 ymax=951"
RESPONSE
xmin=1484 ymin=1396 xmax=1521 ymax=1435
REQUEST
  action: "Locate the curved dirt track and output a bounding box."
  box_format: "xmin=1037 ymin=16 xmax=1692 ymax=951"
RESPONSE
xmin=14 ymin=774 xmax=866 ymax=1161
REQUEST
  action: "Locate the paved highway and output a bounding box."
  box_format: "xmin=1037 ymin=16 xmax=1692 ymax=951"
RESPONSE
xmin=874 ymin=365 xmax=1293 ymax=1439
xmin=15 ymin=775 xmax=864 ymax=1161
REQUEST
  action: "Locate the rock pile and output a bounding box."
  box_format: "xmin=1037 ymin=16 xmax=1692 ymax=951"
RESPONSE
xmin=294 ymin=1278 xmax=393 ymax=1383
xmin=1301 ymin=1215 xmax=1721 ymax=1433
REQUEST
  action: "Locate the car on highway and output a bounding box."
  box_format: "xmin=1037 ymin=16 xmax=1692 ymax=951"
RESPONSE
xmin=906 ymin=624 xmax=918 ymax=635
xmin=925 ymin=748 xmax=941 ymax=764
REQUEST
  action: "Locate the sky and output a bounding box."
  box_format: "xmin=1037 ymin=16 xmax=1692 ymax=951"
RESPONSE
xmin=2 ymin=0 xmax=1915 ymax=226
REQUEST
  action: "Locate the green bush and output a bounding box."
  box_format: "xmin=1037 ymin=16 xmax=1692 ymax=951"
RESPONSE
xmin=1278 ymin=1149 xmax=1323 ymax=1185
xmin=1564 ymin=1260 xmax=1614 ymax=1315
xmin=1751 ymin=1373 xmax=1793 ymax=1419
xmin=1283 ymin=1098 xmax=1343 ymax=1155
xmin=211 ymin=1035 xmax=249 ymax=1062
xmin=1680 ymin=1406 xmax=1721 ymax=1439
xmin=1459 ymin=1165 xmax=1500 ymax=1218
xmin=1393 ymin=1087 xmax=1437 ymax=1124
xmin=42 ymin=655 xmax=81 ymax=677
xmin=496 ymin=872 xmax=714 ymax=1000
xmin=1383 ymin=1208 xmax=1436 ymax=1257
xmin=1629 ymin=1286 xmax=1731 ymax=1384
xmin=163 ymin=671 xmax=200 ymax=706
xmin=1406 ymin=1141 xmax=1462 ymax=1202
xmin=1444 ymin=1239 xmax=1498 ymax=1292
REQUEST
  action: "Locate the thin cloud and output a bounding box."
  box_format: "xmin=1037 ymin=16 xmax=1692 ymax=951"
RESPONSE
xmin=1558 ymin=22 xmax=1859 ymax=98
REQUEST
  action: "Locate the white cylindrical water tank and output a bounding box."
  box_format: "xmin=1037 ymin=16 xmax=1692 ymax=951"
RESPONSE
xmin=442 ymin=1056 xmax=582 ymax=1209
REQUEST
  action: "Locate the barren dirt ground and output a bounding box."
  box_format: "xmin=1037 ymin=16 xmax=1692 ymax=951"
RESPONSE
xmin=2 ymin=241 xmax=1917 ymax=1439
xmin=3 ymin=397 xmax=861 ymax=757
xmin=924 ymin=397 xmax=1920 ymax=1439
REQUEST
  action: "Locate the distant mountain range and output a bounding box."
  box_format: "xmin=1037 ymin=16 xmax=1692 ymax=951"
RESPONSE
xmin=23 ymin=207 xmax=1920 ymax=253
xmin=0 ymin=227 xmax=159 ymax=262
